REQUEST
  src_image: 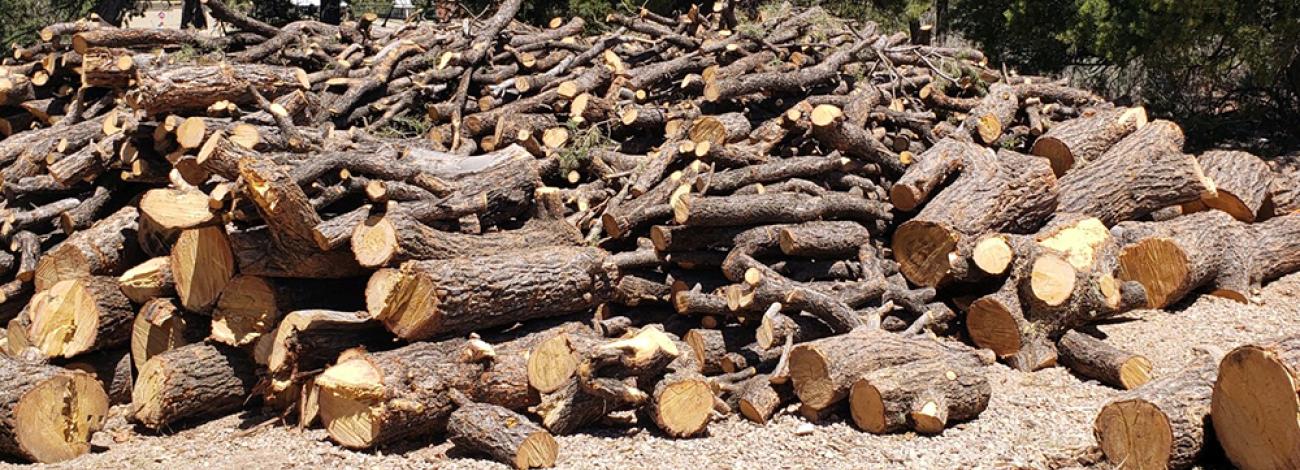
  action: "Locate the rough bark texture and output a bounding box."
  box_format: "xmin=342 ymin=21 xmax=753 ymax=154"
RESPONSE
xmin=1030 ymin=106 xmax=1146 ymax=175
xmin=33 ymin=206 xmax=139 ymax=291
xmin=893 ymin=148 xmax=1058 ymax=287
xmin=849 ymin=356 xmax=990 ymax=434
xmin=131 ymin=342 xmax=258 ymax=430
xmin=128 ymin=63 xmax=308 ymax=115
xmin=447 ymin=400 xmax=558 ymax=469
xmin=1056 ymin=120 xmax=1211 ymax=226
xmin=1057 ymin=330 xmax=1152 ymax=390
xmin=376 ymin=246 xmax=617 ymax=340
xmin=0 ymin=356 xmax=108 ymax=463
xmin=1095 ymin=356 xmax=1218 ymax=470
xmin=1193 ymin=150 xmax=1272 ymax=222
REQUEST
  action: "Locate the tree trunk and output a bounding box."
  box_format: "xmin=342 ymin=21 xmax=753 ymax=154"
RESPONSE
xmin=1057 ymin=330 xmax=1152 ymax=390
xmin=1030 ymin=106 xmax=1147 ymax=176
xmin=447 ymin=400 xmax=559 ymax=469
xmin=848 ymin=356 xmax=989 ymax=434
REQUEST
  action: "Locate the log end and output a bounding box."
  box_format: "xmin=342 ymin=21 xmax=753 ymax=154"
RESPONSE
xmin=1029 ymin=137 xmax=1073 ymax=177
xmin=1211 ymin=345 xmax=1300 ymax=470
xmin=1202 ymin=190 xmax=1256 ymax=222
xmin=889 ymin=184 xmax=923 ymax=212
xmin=211 ymin=275 xmax=278 ymax=347
xmin=651 ymin=376 xmax=713 ymax=438
xmin=972 ymin=236 xmax=1013 ymax=276
xmin=1116 ymin=238 xmax=1189 ymax=309
xmin=315 ymin=357 xmax=386 ymax=449
xmin=13 ymin=371 xmax=108 ymax=463
xmin=364 ymin=268 xmax=402 ymax=320
xmin=967 ymin=297 xmax=1022 ymax=358
xmin=171 ymin=226 xmax=236 ymax=312
xmin=848 ymin=379 xmax=889 ymax=433
xmin=1029 ymin=255 xmax=1076 ymax=306
xmin=26 ymin=278 xmax=108 ymax=358
xmin=788 ymin=345 xmax=833 ymax=409
xmin=513 ymin=431 xmax=559 ymax=469
xmin=1118 ymin=355 xmax=1153 ymax=390
xmin=351 ymin=215 xmax=398 ymax=268
xmin=526 ymin=334 xmax=580 ymax=394
xmin=892 ymin=220 xmax=958 ymax=287
xmin=1094 ymin=399 xmax=1174 ymax=470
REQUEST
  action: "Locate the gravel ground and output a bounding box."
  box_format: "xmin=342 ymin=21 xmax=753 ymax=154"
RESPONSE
xmin=10 ymin=273 xmax=1300 ymax=470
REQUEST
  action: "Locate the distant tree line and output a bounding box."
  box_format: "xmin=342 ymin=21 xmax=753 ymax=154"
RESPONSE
xmin=1 ymin=0 xmax=1294 ymax=151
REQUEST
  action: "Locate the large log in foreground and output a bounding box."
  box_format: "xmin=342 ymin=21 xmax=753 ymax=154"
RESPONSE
xmin=1211 ymin=336 xmax=1300 ymax=470
xmin=0 ymin=356 xmax=108 ymax=463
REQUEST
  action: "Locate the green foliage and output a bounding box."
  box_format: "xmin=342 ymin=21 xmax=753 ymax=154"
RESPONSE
xmin=373 ymin=114 xmax=433 ymax=138
xmin=0 ymin=0 xmax=94 ymax=45
xmin=557 ymin=119 xmax=613 ymax=174
xmin=949 ymin=0 xmax=1300 ymax=149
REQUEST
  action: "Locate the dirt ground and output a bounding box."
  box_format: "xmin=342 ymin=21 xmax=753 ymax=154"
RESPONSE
xmin=11 ymin=274 xmax=1300 ymax=469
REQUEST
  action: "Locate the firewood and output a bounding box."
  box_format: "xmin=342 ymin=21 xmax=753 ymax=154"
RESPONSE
xmin=1095 ymin=355 xmax=1219 ymax=470
xmin=127 ymin=63 xmax=309 ymax=116
xmin=140 ymin=188 xmax=218 ymax=230
xmin=0 ymin=356 xmax=108 ymax=463
xmin=1056 ymin=120 xmax=1213 ymax=226
xmin=1114 ymin=212 xmax=1300 ymax=307
xmin=684 ymin=326 xmax=753 ymax=374
xmin=33 ymin=206 xmax=139 ymax=291
xmin=1191 ymin=150 xmax=1272 ymax=222
xmin=1030 ymin=106 xmax=1147 ymax=175
xmin=848 ymin=356 xmax=990 ymax=434
xmin=893 ymin=148 xmax=1057 ymax=286
xmin=64 ymin=348 xmax=133 ymax=404
xmin=16 ymin=276 xmax=133 ymax=358
xmin=674 ymin=192 xmax=890 ymax=227
xmin=170 ymin=225 xmax=235 ymax=312
xmin=212 ymin=276 xmax=363 ymax=347
xmin=265 ymin=309 xmax=384 ymax=376
xmin=1057 ymin=330 xmax=1152 ymax=390
xmin=130 ymin=297 xmax=207 ymax=371
xmin=788 ymin=328 xmax=984 ymax=410
xmin=734 ymin=375 xmax=784 ymax=424
xmin=447 ymin=396 xmax=559 ymax=469
xmin=375 ymin=247 xmax=616 ymax=340
xmin=967 ymin=216 xmax=1148 ymax=369
xmin=1211 ymin=336 xmax=1300 ymax=470
xmin=131 ymin=341 xmax=259 ymax=430
xmin=525 ymin=323 xmax=602 ymax=394
xmin=315 ymin=335 xmax=533 ymax=448
xmin=350 ymin=208 xmax=581 ymax=268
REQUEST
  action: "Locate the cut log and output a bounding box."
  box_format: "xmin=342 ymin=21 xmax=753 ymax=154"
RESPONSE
xmin=117 ymin=256 xmax=174 ymax=303
xmin=959 ymin=82 xmax=1018 ymax=144
xmin=447 ymin=398 xmax=559 ymax=469
xmin=1095 ymin=356 xmax=1218 ymax=470
xmin=967 ymin=218 xmax=1148 ymax=369
xmin=127 ymin=63 xmax=309 ymax=115
xmin=1056 ymin=120 xmax=1212 ymax=226
xmin=130 ymin=298 xmax=207 ymax=371
xmin=647 ymin=371 xmax=714 ymax=437
xmin=65 ymin=348 xmax=133 ymax=404
xmin=1211 ymin=336 xmax=1300 ymax=470
xmin=893 ymin=148 xmax=1057 ymax=286
xmin=140 ymin=188 xmax=218 ymax=230
xmin=789 ymin=329 xmax=982 ymax=410
xmin=316 ymin=338 xmax=514 ymax=448
xmin=1030 ymin=106 xmax=1147 ymax=175
xmin=889 ymin=138 xmax=985 ymax=212
xmin=1057 ymin=330 xmax=1152 ymax=390
xmin=374 ymin=247 xmax=616 ymax=340
xmin=848 ymin=356 xmax=990 ymax=434
xmin=673 ymin=192 xmax=891 ymax=227
xmin=0 ymin=356 xmax=108 ymax=463
xmin=350 ymin=208 xmax=581 ymax=268
xmin=170 ymin=225 xmax=235 ymax=312
xmin=20 ymin=276 xmax=133 ymax=358
xmin=1114 ymin=212 xmax=1300 ymax=307
xmin=1192 ymin=150 xmax=1272 ymax=222
xmin=131 ymin=342 xmax=258 ymax=430
xmin=33 ymin=206 xmax=139 ymax=292
xmin=525 ymin=324 xmax=601 ymax=394
xmin=266 ymin=309 xmax=384 ymax=376
xmin=734 ymin=375 xmax=783 ymax=424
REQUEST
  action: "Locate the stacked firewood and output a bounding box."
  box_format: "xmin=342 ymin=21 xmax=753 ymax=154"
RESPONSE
xmin=0 ymin=0 xmax=1297 ymax=467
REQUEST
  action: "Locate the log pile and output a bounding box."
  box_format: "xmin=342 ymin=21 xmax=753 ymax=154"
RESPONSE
xmin=0 ymin=1 xmax=1296 ymax=467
